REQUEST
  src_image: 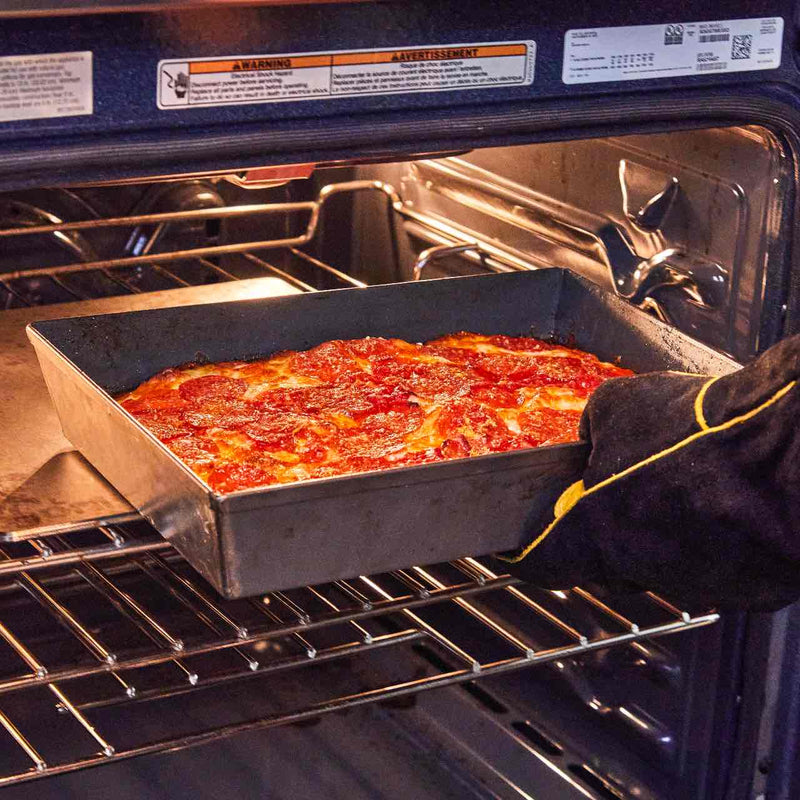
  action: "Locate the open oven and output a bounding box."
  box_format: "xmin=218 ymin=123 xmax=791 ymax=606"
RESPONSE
xmin=0 ymin=1 xmax=798 ymax=798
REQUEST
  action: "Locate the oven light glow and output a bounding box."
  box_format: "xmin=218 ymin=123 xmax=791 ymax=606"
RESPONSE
xmin=132 ymin=234 xmax=147 ymax=256
xmin=551 ymin=590 xmax=568 ymax=599
xmin=619 ymin=706 xmax=650 ymax=730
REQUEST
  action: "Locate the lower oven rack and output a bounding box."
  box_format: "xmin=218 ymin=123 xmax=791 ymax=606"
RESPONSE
xmin=0 ymin=520 xmax=717 ymax=787
xmin=0 ymin=177 xmax=719 ymax=786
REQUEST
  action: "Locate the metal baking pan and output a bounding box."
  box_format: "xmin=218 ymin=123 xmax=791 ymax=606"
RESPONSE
xmin=27 ymin=270 xmax=738 ymax=598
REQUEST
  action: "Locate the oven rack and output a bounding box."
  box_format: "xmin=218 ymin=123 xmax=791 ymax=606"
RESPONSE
xmin=0 ymin=178 xmax=527 ymax=306
xmin=0 ymin=179 xmax=719 ymax=785
xmin=0 ymin=517 xmax=718 ymax=787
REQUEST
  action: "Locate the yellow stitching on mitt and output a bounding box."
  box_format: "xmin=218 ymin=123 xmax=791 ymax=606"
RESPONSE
xmin=499 ymin=480 xmax=585 ymax=563
xmin=498 ymin=378 xmax=796 ymax=564
xmin=694 ymin=376 xmax=718 ymax=430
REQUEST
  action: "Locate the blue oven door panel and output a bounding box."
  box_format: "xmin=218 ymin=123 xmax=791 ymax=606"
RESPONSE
xmin=0 ymin=0 xmax=797 ymax=187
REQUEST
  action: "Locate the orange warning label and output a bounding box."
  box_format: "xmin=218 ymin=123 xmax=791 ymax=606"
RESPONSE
xmin=332 ymin=44 xmax=527 ymax=66
xmin=158 ymin=40 xmax=535 ymax=109
xmin=189 ymin=55 xmax=331 ymax=74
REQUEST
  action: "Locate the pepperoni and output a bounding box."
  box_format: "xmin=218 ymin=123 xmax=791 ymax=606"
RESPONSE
xmin=435 ymin=401 xmax=520 ymax=455
xmin=386 ymin=449 xmax=442 ymax=468
xmin=258 ymin=378 xmax=414 ymax=420
xmin=517 ymin=408 xmax=582 ymax=446
xmin=419 ymin=347 xmax=544 ymax=385
xmin=485 ymin=335 xmax=553 ymax=353
xmin=334 ymin=449 xmax=437 ymax=476
xmin=533 ymin=356 xmax=592 ymax=382
xmin=120 ymin=389 xmax=186 ymax=415
xmin=134 ymin=409 xmax=187 ymax=441
xmin=468 ymin=354 xmax=544 ymax=383
xmin=179 ymin=375 xmax=247 ymax=402
xmin=467 ymin=383 xmax=522 ymax=408
xmin=343 ymin=337 xmax=421 ymax=360
xmin=431 ymin=333 xmax=554 ymax=354
xmin=207 ymin=462 xmax=275 ymax=492
xmin=438 ymin=434 xmax=471 ymax=459
xmin=245 ymin=411 xmax=335 ymax=463
xmin=246 ymin=411 xmax=316 ymax=446
xmin=166 ymin=435 xmax=219 ymax=468
xmin=337 ymin=408 xmax=422 ymax=460
xmin=289 ymin=340 xmax=362 ymax=381
xmin=183 ymin=399 xmax=259 ymax=429
xmin=360 ymin=407 xmax=424 ymax=436
xmin=370 ymin=359 xmax=479 ymax=400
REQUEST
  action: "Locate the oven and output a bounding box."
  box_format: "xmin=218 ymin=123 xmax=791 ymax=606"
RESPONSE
xmin=0 ymin=1 xmax=798 ymax=798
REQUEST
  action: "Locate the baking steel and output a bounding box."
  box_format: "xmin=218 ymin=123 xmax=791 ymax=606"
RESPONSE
xmin=27 ymin=270 xmax=738 ymax=597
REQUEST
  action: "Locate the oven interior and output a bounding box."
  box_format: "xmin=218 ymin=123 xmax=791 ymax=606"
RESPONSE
xmin=0 ymin=124 xmax=792 ymax=799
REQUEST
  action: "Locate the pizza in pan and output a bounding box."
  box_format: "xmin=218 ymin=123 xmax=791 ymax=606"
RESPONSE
xmin=116 ymin=333 xmax=632 ymax=493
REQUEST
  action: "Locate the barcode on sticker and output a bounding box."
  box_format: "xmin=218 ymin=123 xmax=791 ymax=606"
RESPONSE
xmin=699 ymin=33 xmax=730 ymax=42
xmin=732 ymin=34 xmax=753 ymax=59
xmin=697 ymin=62 xmax=728 ymax=71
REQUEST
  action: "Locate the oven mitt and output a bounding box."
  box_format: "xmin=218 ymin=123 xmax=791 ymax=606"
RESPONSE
xmin=494 ymin=333 xmax=800 ymax=612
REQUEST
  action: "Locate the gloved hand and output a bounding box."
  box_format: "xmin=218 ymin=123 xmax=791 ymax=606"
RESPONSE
xmin=495 ymin=334 xmax=800 ymax=612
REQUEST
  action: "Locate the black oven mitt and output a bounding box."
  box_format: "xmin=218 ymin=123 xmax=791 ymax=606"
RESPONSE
xmin=494 ymin=334 xmax=800 ymax=612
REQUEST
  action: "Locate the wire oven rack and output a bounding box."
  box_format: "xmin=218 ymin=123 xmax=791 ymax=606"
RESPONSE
xmin=0 ymin=178 xmax=720 ymax=786
xmin=0 ymin=521 xmax=718 ymax=787
xmin=0 ymin=178 xmax=527 ymax=307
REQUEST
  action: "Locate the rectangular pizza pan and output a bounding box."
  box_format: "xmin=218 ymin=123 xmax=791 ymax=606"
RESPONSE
xmin=26 ymin=269 xmax=738 ymax=598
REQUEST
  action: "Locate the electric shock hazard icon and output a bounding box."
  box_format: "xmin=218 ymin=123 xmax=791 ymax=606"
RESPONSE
xmin=159 ymin=62 xmax=190 ymax=106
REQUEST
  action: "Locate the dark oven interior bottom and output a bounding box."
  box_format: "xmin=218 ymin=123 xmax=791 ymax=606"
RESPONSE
xmin=0 ymin=653 xmax=704 ymax=800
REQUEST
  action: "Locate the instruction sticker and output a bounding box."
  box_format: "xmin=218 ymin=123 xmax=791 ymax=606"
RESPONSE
xmin=563 ymin=17 xmax=782 ymax=84
xmin=0 ymin=51 xmax=92 ymax=122
xmin=158 ymin=41 xmax=535 ymax=109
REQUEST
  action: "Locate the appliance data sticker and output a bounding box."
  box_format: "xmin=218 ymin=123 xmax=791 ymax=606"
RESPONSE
xmin=0 ymin=51 xmax=92 ymax=122
xmin=563 ymin=17 xmax=782 ymax=84
xmin=157 ymin=41 xmax=535 ymax=109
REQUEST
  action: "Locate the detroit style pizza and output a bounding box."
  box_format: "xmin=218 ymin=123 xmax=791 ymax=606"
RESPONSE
xmin=117 ymin=333 xmax=632 ymax=493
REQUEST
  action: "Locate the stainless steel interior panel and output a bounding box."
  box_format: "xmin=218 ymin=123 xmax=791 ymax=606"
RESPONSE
xmin=394 ymin=127 xmax=791 ymax=360
xmin=29 ymin=270 xmax=737 ymax=597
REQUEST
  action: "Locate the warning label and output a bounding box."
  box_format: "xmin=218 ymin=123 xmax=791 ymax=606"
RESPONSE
xmin=158 ymin=41 xmax=534 ymax=109
xmin=0 ymin=51 xmax=92 ymax=122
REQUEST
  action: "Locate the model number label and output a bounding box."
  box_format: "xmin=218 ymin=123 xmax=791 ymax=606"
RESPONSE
xmin=158 ymin=41 xmax=535 ymax=110
xmin=563 ymin=17 xmax=782 ymax=84
xmin=0 ymin=51 xmax=92 ymax=122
